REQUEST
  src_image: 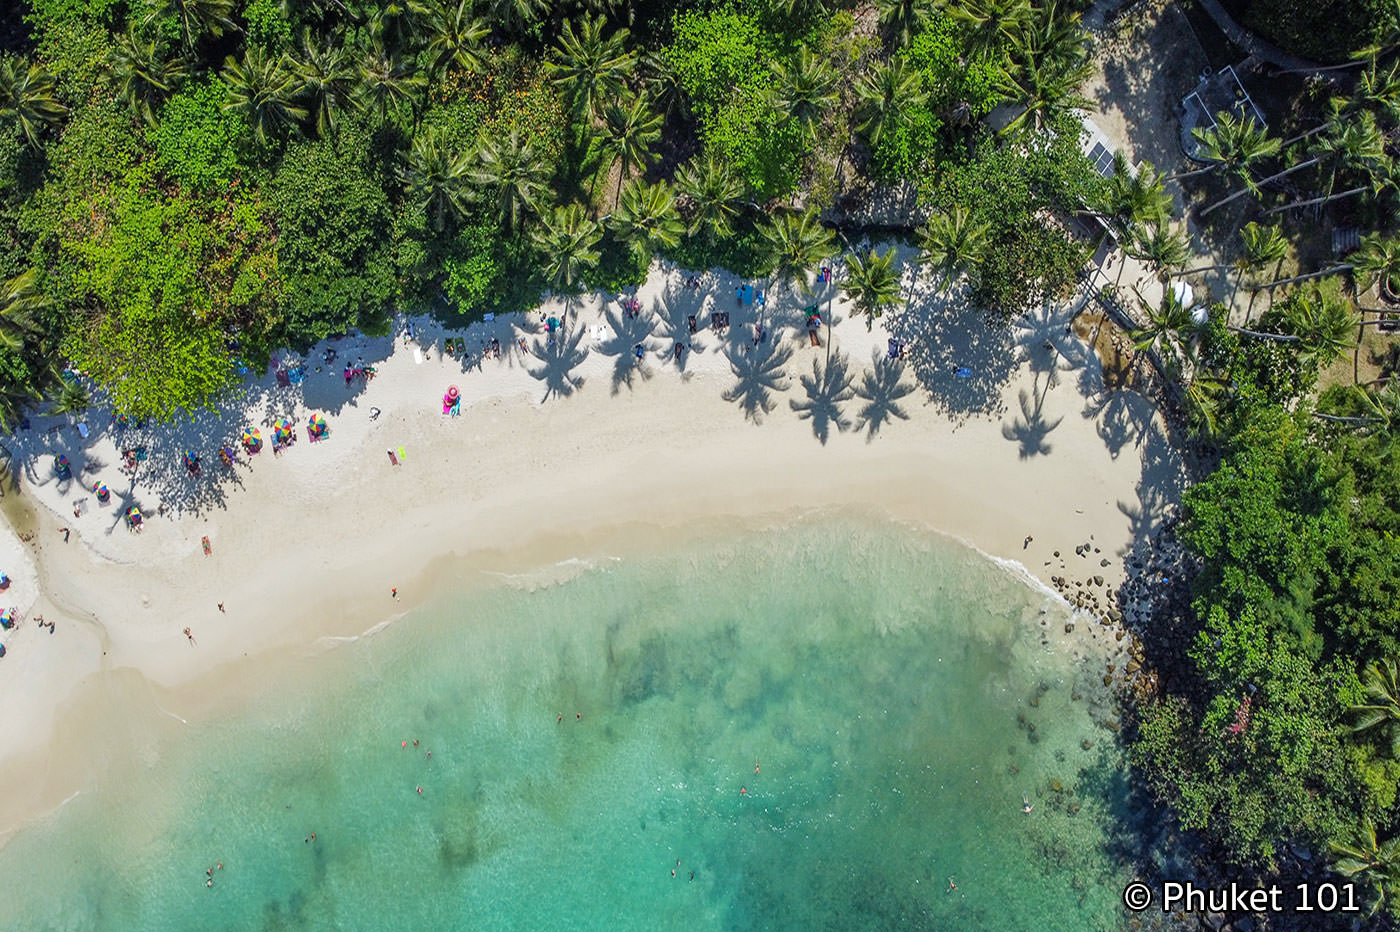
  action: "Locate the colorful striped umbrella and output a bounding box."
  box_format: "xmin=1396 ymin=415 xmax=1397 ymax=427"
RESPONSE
xmin=273 ymin=419 xmax=293 ymax=442
xmin=242 ymin=427 xmax=262 ymax=450
xmin=92 ymin=481 xmax=109 ymax=501
xmin=308 ymin=414 xmax=327 ymax=436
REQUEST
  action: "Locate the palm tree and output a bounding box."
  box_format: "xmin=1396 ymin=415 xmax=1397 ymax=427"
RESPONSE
xmin=532 ymin=202 xmax=602 ymax=294
xmin=356 ymin=42 xmax=426 ymax=125
xmin=0 ymin=60 xmax=66 ymax=149
xmin=1098 ymin=153 xmax=1171 ymax=244
xmin=50 ymin=380 xmax=90 ymax=417
xmin=290 ymin=30 xmax=355 ymax=138
xmin=1234 ymin=221 xmax=1288 ymax=321
xmin=483 ymin=0 xmax=551 ymax=35
xmin=143 ymin=0 xmax=238 ymax=53
xmin=1176 ymin=111 xmax=1279 ymax=187
xmin=949 ymin=0 xmax=1034 ymax=58
xmin=1353 ymin=232 xmax=1400 ymax=302
xmin=419 ymin=0 xmax=488 ymax=80
xmin=108 ymin=27 xmax=188 ymax=127
xmin=1352 ymin=658 xmax=1400 ymax=758
xmin=0 ymin=269 xmax=47 ymax=352
xmin=639 ymin=48 xmax=688 ymax=123
xmin=222 ymin=48 xmax=306 ymax=146
xmin=675 ymin=154 xmax=743 ymax=241
xmin=854 ymin=57 xmax=927 ymax=149
xmin=547 ymin=15 xmax=633 ymax=122
xmin=602 ymin=95 xmax=662 ymax=205
xmin=1127 ymin=221 xmax=1190 ymax=282
xmin=1235 ymin=112 xmax=1388 ymax=216
xmin=608 ymin=179 xmax=683 ymax=257
xmin=469 ymin=130 xmax=550 ymax=234
xmin=998 ymin=2 xmax=1093 ymax=138
xmin=1130 ymin=284 xmax=1196 ymax=374
xmin=761 ymin=207 xmax=835 ymax=296
xmin=917 ymin=206 xmax=991 ymax=294
xmin=841 ymin=247 xmax=901 ymax=330
xmin=769 ymin=46 xmax=838 ymax=141
xmin=1284 ymin=280 xmax=1358 ymax=364
xmin=401 ymin=130 xmax=471 ymax=231
xmin=876 ymin=0 xmax=936 ymax=49
xmin=1331 ymin=817 xmax=1400 ymax=917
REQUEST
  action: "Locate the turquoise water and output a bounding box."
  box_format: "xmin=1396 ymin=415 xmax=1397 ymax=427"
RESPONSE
xmin=0 ymin=518 xmax=1135 ymax=930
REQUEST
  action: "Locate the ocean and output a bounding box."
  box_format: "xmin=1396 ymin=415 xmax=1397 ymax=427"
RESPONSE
xmin=0 ymin=517 xmax=1136 ymax=930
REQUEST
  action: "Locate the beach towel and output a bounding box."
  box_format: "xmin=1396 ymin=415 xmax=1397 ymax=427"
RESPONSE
xmin=414 ymin=348 xmax=424 ymax=365
xmin=954 ymin=367 xmax=972 ymax=378
xmin=76 ymin=422 xmax=89 ymax=439
xmin=397 ymin=445 xmax=407 ymax=462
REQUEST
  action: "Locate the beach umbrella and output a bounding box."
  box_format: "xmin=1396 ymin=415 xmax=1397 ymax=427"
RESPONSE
xmin=92 ymin=481 xmax=109 ymax=501
xmin=273 ymin=418 xmax=293 ymax=442
xmin=308 ymin=414 xmax=327 ymax=437
xmin=242 ymin=427 xmax=262 ymax=451
xmin=0 ymin=573 xmax=10 ymax=590
xmin=183 ymin=450 xmax=199 ymax=468
xmin=55 ymin=454 xmax=70 ymax=476
xmin=446 ymin=385 xmax=459 ymax=402
xmin=0 ymin=609 xmax=11 ymax=629
xmin=546 ymin=316 xmax=560 ymax=332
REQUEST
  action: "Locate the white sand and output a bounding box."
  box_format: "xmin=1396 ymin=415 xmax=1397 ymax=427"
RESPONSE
xmin=0 ymin=252 xmax=1183 ymax=835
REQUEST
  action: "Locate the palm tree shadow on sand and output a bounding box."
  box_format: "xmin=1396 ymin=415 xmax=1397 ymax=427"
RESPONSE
xmin=886 ymin=285 xmax=1017 ymax=420
xmin=1001 ymin=383 xmax=1064 ymax=458
xmin=596 ymin=306 xmax=657 ymax=395
xmin=526 ymin=325 xmax=589 ymax=402
xmin=790 ymin=352 xmax=855 ymax=444
xmin=853 ymin=350 xmax=916 ymax=440
xmin=722 ymin=340 xmax=792 ymax=423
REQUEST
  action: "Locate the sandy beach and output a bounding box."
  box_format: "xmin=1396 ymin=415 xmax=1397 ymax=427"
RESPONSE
xmin=0 ymin=250 xmax=1183 ymax=840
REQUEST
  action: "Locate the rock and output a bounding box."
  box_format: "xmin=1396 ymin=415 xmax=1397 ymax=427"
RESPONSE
xmin=1029 ymin=696 xmax=1039 ymax=707
xmin=1103 ymin=675 xmax=1113 ymax=686
xmin=1081 ymin=739 xmax=1092 ymax=749
xmin=1126 ymin=660 xmax=1140 ymax=674
xmin=1100 ymin=558 xmax=1110 ymax=567
xmin=1093 ymin=575 xmax=1104 ymax=586
xmin=1071 ymin=692 xmax=1081 ymax=701
xmin=1051 ymin=779 xmax=1063 ymax=792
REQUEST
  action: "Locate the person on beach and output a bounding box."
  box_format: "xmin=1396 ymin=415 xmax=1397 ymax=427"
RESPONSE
xmin=391 ymin=587 xmax=398 ymax=599
xmin=183 ymin=627 xmax=195 ymax=646
xmin=217 ymin=602 xmax=224 ymax=613
xmin=1023 ymin=535 xmax=1032 ymax=549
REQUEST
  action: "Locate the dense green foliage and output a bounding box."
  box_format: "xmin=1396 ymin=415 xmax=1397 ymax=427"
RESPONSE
xmin=1237 ymin=0 xmax=1393 ymax=64
xmin=0 ymin=0 xmax=1102 ymax=422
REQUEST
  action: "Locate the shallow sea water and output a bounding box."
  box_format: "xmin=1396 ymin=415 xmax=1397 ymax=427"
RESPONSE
xmin=0 ymin=517 xmax=1135 ymax=931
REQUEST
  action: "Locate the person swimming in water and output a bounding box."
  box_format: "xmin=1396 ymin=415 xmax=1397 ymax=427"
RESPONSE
xmin=1022 ymin=794 xmax=1033 ymax=814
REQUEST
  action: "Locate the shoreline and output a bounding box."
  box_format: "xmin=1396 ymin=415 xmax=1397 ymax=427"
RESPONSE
xmin=0 ymin=255 xmax=1183 ymax=841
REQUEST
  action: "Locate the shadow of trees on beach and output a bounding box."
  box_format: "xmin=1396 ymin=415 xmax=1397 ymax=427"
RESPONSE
xmin=790 ymin=353 xmax=855 ymax=444
xmin=597 ymin=306 xmax=657 ymax=395
xmin=722 ymin=340 xmax=793 ymax=423
xmin=886 ymin=283 xmax=1017 ymax=420
xmin=853 ymin=351 xmax=916 ymax=440
xmin=526 ymin=324 xmax=590 ymax=402
xmin=1002 ymin=383 xmax=1064 ymax=458
xmin=1116 ymin=419 xmax=1187 ymax=554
